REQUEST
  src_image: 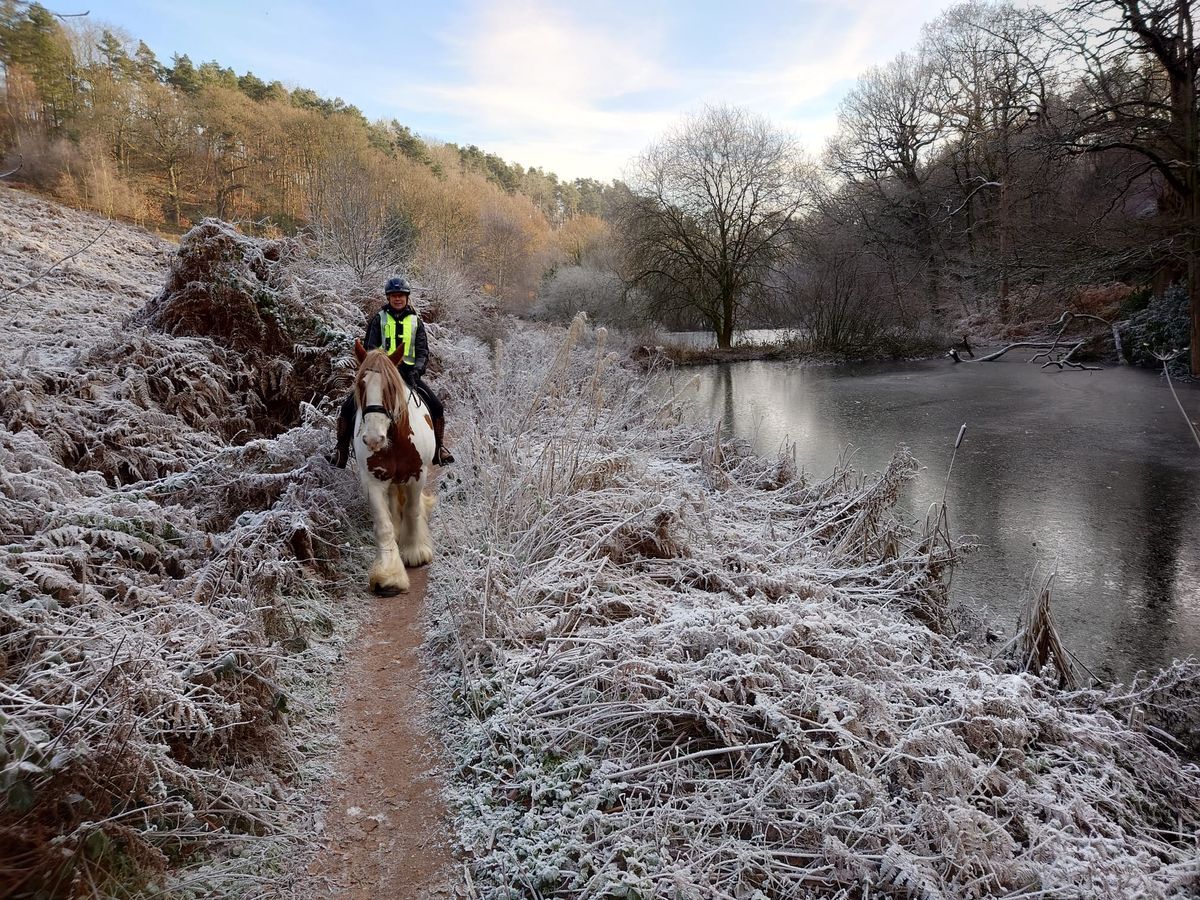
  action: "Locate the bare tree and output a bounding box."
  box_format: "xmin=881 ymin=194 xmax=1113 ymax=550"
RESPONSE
xmin=135 ymin=82 xmax=195 ymax=226
xmin=474 ymin=193 xmax=545 ymax=306
xmin=620 ymin=105 xmax=810 ymax=348
xmin=829 ymin=52 xmax=949 ymax=322
xmin=925 ymin=2 xmax=1059 ymax=316
xmin=783 ymin=229 xmax=889 ymax=352
xmin=308 ymin=151 xmax=413 ymax=283
xmin=1055 ymin=0 xmax=1199 ymax=373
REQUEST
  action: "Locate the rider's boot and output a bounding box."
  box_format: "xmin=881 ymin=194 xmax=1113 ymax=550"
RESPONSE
xmin=432 ymin=416 xmax=455 ymax=465
xmin=328 ymin=405 xmax=353 ymax=468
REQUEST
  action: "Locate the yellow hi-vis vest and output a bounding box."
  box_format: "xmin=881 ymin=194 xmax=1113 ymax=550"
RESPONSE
xmin=379 ymin=309 xmax=417 ymax=366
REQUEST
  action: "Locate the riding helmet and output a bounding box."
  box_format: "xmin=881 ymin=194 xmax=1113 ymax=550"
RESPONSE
xmin=384 ymin=276 xmax=411 ymax=295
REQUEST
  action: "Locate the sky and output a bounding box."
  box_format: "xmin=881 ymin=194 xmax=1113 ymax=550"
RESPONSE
xmin=82 ymin=0 xmax=968 ymax=181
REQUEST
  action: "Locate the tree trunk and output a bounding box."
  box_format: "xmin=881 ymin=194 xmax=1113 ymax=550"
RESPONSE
xmin=912 ymin=193 xmax=941 ymax=325
xmin=168 ymin=165 xmax=181 ymax=227
xmin=717 ymin=292 xmax=735 ymax=349
xmin=1190 ymin=216 xmax=1199 ymax=375
xmin=1188 ymin=42 xmax=1200 ymax=375
xmin=998 ymin=179 xmax=1011 ymax=322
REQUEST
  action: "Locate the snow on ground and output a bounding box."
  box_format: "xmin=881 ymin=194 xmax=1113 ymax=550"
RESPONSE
xmin=428 ymin=317 xmax=1200 ymax=898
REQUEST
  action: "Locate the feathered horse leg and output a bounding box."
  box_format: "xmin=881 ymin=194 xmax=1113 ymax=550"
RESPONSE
xmin=365 ymin=475 xmax=409 ymax=595
xmin=399 ymin=476 xmax=434 ymax=567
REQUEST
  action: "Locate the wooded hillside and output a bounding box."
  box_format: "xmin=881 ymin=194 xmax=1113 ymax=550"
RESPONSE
xmin=0 ymin=1 xmax=624 ymax=309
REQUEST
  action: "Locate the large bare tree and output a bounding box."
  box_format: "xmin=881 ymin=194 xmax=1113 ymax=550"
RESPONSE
xmin=925 ymin=1 xmax=1058 ymax=316
xmin=620 ymin=105 xmax=809 ymax=348
xmin=828 ymin=52 xmax=949 ymax=323
xmin=1059 ymin=0 xmax=1199 ymax=372
xmin=308 ymin=150 xmax=413 ymax=283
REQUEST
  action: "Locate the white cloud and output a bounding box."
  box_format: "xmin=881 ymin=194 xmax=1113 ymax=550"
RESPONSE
xmin=393 ymin=1 xmax=674 ymax=178
xmin=393 ymin=0 xmax=965 ymax=179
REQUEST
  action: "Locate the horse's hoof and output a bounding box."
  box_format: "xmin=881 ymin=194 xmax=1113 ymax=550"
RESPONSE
xmin=402 ymin=550 xmax=433 ymax=568
xmin=373 ymin=583 xmax=406 ymax=597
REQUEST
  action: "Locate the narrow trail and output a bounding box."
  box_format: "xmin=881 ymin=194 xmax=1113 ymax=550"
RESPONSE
xmin=304 ymin=565 xmax=456 ymax=898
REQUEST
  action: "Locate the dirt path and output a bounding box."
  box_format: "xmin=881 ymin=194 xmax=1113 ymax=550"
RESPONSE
xmin=303 ymin=566 xmax=457 ymax=898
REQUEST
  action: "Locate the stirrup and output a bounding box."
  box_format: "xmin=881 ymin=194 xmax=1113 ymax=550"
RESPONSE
xmin=328 ymin=446 xmax=349 ymax=469
xmin=434 ymin=446 xmax=455 ymax=466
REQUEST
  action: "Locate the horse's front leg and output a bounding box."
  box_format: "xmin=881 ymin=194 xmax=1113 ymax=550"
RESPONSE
xmin=366 ymin=478 xmax=409 ymax=595
xmin=399 ymin=478 xmax=434 ymax=567
xmin=391 ymin=482 xmax=420 ymax=564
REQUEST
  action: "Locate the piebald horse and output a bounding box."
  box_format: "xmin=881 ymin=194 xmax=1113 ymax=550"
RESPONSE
xmin=352 ymin=339 xmax=436 ymax=595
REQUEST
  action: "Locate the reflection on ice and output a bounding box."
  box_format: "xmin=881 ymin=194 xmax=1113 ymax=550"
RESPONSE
xmin=672 ymin=356 xmax=1200 ymax=683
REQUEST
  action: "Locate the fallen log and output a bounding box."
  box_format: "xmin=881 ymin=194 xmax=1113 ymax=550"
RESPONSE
xmin=948 ymin=311 xmax=1112 ymax=371
xmin=948 ymin=342 xmax=1061 ymax=363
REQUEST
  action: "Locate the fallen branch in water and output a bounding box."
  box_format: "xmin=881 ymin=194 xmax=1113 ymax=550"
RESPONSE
xmin=1030 ymin=312 xmax=1111 ymax=370
xmin=949 ymin=341 xmax=1061 ymax=363
xmin=949 ymin=311 xmax=1112 ymax=370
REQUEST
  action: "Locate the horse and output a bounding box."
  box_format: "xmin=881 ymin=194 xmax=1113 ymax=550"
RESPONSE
xmin=351 ymin=339 xmax=436 ymax=595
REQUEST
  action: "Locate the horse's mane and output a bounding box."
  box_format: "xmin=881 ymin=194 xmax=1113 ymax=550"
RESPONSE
xmin=355 ymin=350 xmax=411 ymax=431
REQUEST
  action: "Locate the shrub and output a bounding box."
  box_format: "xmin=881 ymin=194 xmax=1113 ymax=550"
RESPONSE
xmin=1120 ymin=283 xmax=1190 ymax=373
xmin=533 ymin=265 xmax=635 ymax=328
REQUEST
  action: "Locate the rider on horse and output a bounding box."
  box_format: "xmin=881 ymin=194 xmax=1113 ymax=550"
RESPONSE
xmin=330 ymin=276 xmax=454 ymax=468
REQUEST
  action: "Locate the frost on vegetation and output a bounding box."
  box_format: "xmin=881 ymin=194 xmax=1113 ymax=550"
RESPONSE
xmin=0 ymin=213 xmax=413 ymax=896
xmin=1119 ymin=283 xmax=1192 ymax=375
xmin=427 ymin=317 xmax=1200 ymax=898
xmin=0 ymin=185 xmax=173 ymax=366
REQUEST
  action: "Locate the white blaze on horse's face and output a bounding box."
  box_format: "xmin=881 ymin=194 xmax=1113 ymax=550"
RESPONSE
xmin=360 ymin=370 xmax=391 ymax=452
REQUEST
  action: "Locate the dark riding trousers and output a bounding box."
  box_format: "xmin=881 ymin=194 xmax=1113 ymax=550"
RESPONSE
xmin=339 ymin=373 xmax=442 ymax=435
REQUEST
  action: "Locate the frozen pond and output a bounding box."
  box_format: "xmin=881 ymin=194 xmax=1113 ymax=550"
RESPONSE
xmin=673 ymin=356 xmax=1200 ymax=683
xmin=661 ymin=328 xmax=801 ymax=348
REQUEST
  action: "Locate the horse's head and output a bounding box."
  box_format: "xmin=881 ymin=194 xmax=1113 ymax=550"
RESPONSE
xmin=354 ymin=339 xmax=409 ymax=453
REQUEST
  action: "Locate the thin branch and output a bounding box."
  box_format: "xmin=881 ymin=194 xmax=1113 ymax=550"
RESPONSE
xmin=941 ymin=179 xmax=1002 ymax=220
xmin=1159 ymin=355 xmax=1200 ymax=453
xmin=0 ymin=219 xmax=113 ymax=303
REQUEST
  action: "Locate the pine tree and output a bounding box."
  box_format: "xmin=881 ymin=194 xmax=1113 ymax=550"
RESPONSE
xmin=0 ymin=2 xmax=77 ymax=128
xmin=97 ymin=29 xmax=133 ymax=79
xmin=133 ymin=40 xmax=164 ymax=82
xmin=166 ymin=53 xmax=198 ymax=94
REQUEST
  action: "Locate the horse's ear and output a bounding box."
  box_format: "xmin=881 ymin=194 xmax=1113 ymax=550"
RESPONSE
xmin=354 ymin=339 xmax=367 ymax=363
xmin=387 ymin=345 xmax=405 ymax=367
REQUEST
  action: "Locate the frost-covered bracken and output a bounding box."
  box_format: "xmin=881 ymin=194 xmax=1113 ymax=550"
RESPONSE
xmin=428 ymin=318 xmax=1200 ymax=898
xmin=0 ymin=186 xmax=172 ymax=367
xmin=0 ymin=202 xmax=381 ymax=896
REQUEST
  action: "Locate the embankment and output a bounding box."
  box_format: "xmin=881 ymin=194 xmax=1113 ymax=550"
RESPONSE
xmin=428 ymin=317 xmax=1200 ymax=898
xmin=0 ymin=196 xmax=377 ymax=897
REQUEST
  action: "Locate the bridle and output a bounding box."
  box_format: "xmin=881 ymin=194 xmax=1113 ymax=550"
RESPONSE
xmin=356 ymin=360 xmax=413 ymax=434
xmin=362 ymin=403 xmax=394 ymax=423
